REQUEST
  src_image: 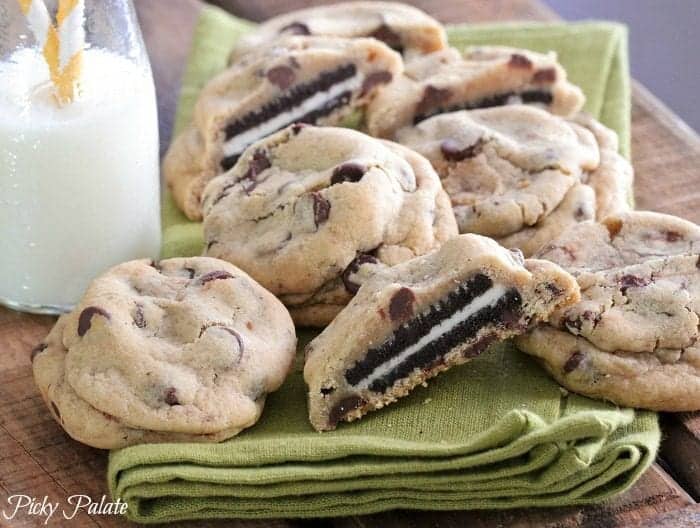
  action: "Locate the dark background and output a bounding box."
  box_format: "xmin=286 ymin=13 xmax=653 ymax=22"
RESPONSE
xmin=547 ymin=0 xmax=699 ymax=132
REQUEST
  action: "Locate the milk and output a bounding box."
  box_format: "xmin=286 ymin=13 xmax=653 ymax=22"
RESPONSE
xmin=0 ymin=47 xmax=161 ymax=313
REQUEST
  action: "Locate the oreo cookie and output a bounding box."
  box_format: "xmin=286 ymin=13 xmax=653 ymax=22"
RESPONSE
xmin=344 ymin=274 xmax=523 ymax=393
xmin=304 ymin=234 xmax=580 ymax=431
xmin=413 ymin=89 xmax=554 ymax=124
xmin=220 ymin=64 xmax=358 ymax=170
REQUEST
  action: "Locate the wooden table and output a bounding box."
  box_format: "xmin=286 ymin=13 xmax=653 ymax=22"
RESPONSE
xmin=1 ymin=0 xmax=699 ymax=526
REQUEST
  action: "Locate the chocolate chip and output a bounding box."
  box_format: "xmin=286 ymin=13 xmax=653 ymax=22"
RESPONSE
xmin=184 ymin=267 xmax=196 ymax=279
xmin=267 ymin=65 xmax=296 ymax=90
xmin=565 ymin=316 xmax=582 ymax=332
xmin=291 ymin=122 xmax=307 ymax=135
xmin=566 ymin=311 xmax=601 ymax=334
xmin=361 ymin=70 xmax=393 ymax=96
xmin=164 ymin=387 xmax=179 ymax=406
xmin=31 ymin=343 xmax=47 ymax=362
xmin=199 ymin=270 xmax=234 ymax=285
xmin=440 ymin=138 xmax=484 ymax=162
xmin=77 ymin=306 xmax=110 ymax=337
xmin=369 ymin=24 xmax=403 ymax=52
xmin=509 ymin=53 xmax=533 ymax=69
xmin=533 ymin=68 xmax=557 ymax=83
xmin=328 ymin=394 xmax=366 ymax=427
xmin=416 ymin=85 xmax=452 ymax=117
xmin=696 ymin=255 xmax=700 ymax=269
xmin=546 ymin=283 xmax=563 ymax=297
xmin=342 ymin=253 xmax=379 ymax=294
xmin=50 ymin=401 xmax=62 ymax=422
xmin=331 ymin=163 xmax=365 ymax=185
xmin=149 ymin=260 xmax=161 ymax=272
xmin=133 ymin=303 xmax=146 ymax=329
xmin=240 ymin=150 xmax=271 ymax=184
xmin=665 ymin=230 xmax=683 ymax=242
xmin=619 ymin=274 xmax=650 ymax=293
xmin=279 ymin=21 xmax=310 ymax=35
xmin=604 ymin=218 xmax=623 ymax=239
xmin=563 ymin=351 xmax=585 ymax=373
xmin=312 ymin=192 xmax=331 ymax=227
xmin=389 ymin=287 xmax=416 ymax=322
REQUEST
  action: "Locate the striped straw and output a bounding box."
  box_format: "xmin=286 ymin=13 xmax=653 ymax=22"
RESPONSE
xmin=55 ymin=0 xmax=85 ymax=104
xmin=16 ymin=0 xmax=61 ymax=92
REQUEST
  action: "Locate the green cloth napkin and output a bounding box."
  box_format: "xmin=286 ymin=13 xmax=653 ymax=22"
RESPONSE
xmin=109 ymin=6 xmax=657 ymax=523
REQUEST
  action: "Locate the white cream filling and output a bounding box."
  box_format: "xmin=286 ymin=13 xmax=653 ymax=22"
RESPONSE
xmin=222 ymin=74 xmax=362 ymax=158
xmin=354 ymin=284 xmax=508 ymax=390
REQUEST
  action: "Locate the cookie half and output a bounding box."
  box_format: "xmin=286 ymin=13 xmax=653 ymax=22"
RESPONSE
xmin=164 ymin=36 xmax=402 ymax=220
xmin=304 ymin=234 xmax=580 ymax=431
xmin=230 ymin=1 xmax=447 ymax=61
xmin=32 ymin=257 xmax=297 ymax=448
xmin=516 ymin=211 xmax=700 ymax=411
xmin=396 ymin=106 xmax=633 ymax=255
xmin=366 ymin=46 xmax=585 ymax=138
xmin=202 ymin=124 xmax=458 ymax=327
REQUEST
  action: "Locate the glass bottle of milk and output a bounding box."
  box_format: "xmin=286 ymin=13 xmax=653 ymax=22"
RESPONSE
xmin=0 ymin=0 xmax=161 ymax=314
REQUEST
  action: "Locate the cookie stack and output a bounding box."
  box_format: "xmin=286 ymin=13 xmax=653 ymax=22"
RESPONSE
xmin=517 ymin=211 xmax=700 ymax=411
xmin=33 ymin=258 xmax=296 ymax=448
xmin=33 ymin=1 xmax=700 ymax=446
xmin=396 ymin=107 xmax=633 ymax=256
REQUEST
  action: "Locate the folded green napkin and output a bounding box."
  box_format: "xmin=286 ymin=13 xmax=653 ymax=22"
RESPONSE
xmin=108 ymin=6 xmax=657 ymax=523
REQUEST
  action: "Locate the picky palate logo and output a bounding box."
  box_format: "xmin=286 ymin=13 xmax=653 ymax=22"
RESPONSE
xmin=2 ymin=494 xmax=127 ymax=525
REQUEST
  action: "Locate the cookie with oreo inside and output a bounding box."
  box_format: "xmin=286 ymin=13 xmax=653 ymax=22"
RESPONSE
xmin=164 ymin=36 xmax=402 ymax=220
xmin=366 ymin=46 xmax=585 ymax=139
xmin=304 ymin=234 xmax=580 ymax=431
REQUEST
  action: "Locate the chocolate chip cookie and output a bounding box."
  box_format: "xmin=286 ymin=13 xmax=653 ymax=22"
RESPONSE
xmin=230 ymin=1 xmax=447 ymax=61
xmin=516 ymin=211 xmax=700 ymax=411
xmin=366 ymin=46 xmax=585 ymax=139
xmin=164 ymin=36 xmax=402 ymax=220
xmin=304 ymin=234 xmax=580 ymax=431
xmin=32 ymin=257 xmax=297 ymax=448
xmin=202 ymin=124 xmax=458 ymax=327
xmin=395 ymin=106 xmax=633 ymax=255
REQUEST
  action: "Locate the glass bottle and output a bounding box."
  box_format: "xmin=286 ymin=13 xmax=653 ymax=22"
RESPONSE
xmin=0 ymin=0 xmax=161 ymax=314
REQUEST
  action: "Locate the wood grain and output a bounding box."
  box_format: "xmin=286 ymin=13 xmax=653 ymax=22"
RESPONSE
xmin=660 ymin=412 xmax=700 ymax=500
xmin=638 ymin=504 xmax=700 ymax=528
xmin=0 ymin=0 xmax=698 ymax=526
